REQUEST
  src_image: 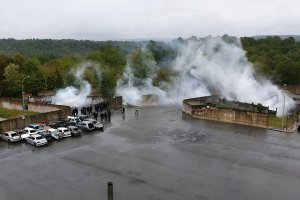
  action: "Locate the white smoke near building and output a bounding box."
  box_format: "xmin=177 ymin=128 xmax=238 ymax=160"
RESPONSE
xmin=51 ymin=62 xmax=95 ymax=107
xmin=116 ymin=36 xmax=295 ymax=116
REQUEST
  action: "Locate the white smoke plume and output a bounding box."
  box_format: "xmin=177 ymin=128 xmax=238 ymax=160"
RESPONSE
xmin=116 ymin=36 xmax=295 ymax=116
xmin=52 ymin=62 xmax=95 ymax=107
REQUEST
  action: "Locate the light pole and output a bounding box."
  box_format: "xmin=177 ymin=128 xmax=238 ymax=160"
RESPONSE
xmin=281 ymin=83 xmax=287 ymax=130
xmin=43 ymin=76 xmax=48 ymax=102
xmin=22 ymin=76 xmax=30 ymax=110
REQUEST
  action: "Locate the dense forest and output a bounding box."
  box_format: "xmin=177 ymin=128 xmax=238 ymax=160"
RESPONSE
xmin=241 ymin=36 xmax=300 ymax=85
xmin=0 ymin=36 xmax=299 ymax=98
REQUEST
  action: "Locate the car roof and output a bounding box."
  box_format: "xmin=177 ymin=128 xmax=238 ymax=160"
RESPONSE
xmin=58 ymin=127 xmax=68 ymax=130
xmin=47 ymin=128 xmax=57 ymax=131
xmin=29 ymin=124 xmax=40 ymax=126
xmin=24 ymin=127 xmax=36 ymax=131
xmin=81 ymin=120 xmax=92 ymax=124
xmin=5 ymin=131 xmax=17 ymax=134
xmin=31 ymin=134 xmax=43 ymax=137
xmin=68 ymin=126 xmax=77 ymax=128
xmin=67 ymin=116 xmax=76 ymax=118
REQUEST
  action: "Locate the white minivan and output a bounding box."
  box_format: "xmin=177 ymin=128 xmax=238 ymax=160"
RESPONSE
xmin=21 ymin=127 xmax=38 ymax=140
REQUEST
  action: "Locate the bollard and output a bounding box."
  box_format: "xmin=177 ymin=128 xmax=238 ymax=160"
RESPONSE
xmin=107 ymin=182 xmax=113 ymax=200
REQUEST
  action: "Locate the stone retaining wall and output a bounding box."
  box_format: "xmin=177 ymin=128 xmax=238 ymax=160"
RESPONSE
xmin=183 ymin=98 xmax=269 ymax=128
xmin=0 ymin=99 xmax=71 ymax=132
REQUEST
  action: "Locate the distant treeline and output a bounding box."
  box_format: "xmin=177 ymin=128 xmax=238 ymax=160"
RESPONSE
xmin=241 ymin=36 xmax=300 ymax=85
xmin=0 ymin=39 xmax=143 ymax=57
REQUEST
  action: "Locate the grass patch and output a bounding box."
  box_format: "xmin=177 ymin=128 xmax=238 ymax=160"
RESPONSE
xmin=268 ymin=115 xmax=287 ymax=129
xmin=0 ymin=107 xmax=39 ymax=119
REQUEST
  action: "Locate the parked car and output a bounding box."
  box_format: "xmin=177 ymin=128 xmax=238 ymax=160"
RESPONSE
xmin=56 ymin=120 xmax=68 ymax=127
xmin=47 ymin=121 xmax=60 ymax=129
xmin=47 ymin=121 xmax=67 ymax=129
xmin=57 ymin=127 xmax=71 ymax=138
xmin=0 ymin=131 xmax=22 ymax=142
xmin=46 ymin=128 xmax=63 ymax=140
xmin=66 ymin=116 xmax=81 ymax=125
xmin=37 ymin=130 xmax=53 ymax=142
xmin=22 ymin=127 xmax=38 ymax=140
xmin=67 ymin=126 xmax=82 ymax=136
xmin=26 ymin=134 xmax=48 ymax=146
xmin=14 ymin=129 xmax=24 ymax=136
xmin=78 ymin=115 xmax=89 ymax=121
xmin=87 ymin=119 xmax=104 ymax=131
xmin=28 ymin=124 xmax=43 ymax=131
xmin=39 ymin=124 xmax=47 ymax=129
xmin=77 ymin=121 xmax=95 ymax=131
xmin=43 ymin=126 xmax=52 ymax=131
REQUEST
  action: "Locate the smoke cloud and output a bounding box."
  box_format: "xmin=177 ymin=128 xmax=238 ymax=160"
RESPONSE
xmin=116 ymin=36 xmax=295 ymax=116
xmin=51 ymin=62 xmax=95 ymax=107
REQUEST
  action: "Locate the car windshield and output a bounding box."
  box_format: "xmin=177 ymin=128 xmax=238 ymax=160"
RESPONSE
xmin=30 ymin=130 xmax=36 ymax=133
xmin=36 ymin=136 xmax=43 ymax=140
xmin=74 ymin=128 xmax=78 ymax=131
xmin=11 ymin=133 xmax=18 ymax=137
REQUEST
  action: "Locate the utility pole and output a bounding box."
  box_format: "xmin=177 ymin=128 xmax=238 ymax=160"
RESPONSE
xmin=281 ymin=84 xmax=287 ymax=130
xmin=43 ymin=76 xmax=48 ymax=102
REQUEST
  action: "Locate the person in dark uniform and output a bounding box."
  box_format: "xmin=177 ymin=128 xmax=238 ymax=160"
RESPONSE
xmin=93 ymin=112 xmax=98 ymax=120
xmin=107 ymin=107 xmax=111 ymax=121
xmin=104 ymin=111 xmax=107 ymax=121
xmin=122 ymin=106 xmax=125 ymax=119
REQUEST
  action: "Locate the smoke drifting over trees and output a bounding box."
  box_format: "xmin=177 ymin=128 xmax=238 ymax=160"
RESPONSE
xmin=116 ymin=36 xmax=295 ymax=115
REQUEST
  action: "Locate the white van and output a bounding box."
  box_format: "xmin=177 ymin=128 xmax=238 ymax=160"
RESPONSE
xmin=66 ymin=116 xmax=81 ymax=125
xmin=21 ymin=127 xmax=38 ymax=140
xmin=57 ymin=127 xmax=71 ymax=138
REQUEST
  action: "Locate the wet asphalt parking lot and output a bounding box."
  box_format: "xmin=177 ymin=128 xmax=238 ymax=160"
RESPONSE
xmin=1 ymin=106 xmax=300 ymax=200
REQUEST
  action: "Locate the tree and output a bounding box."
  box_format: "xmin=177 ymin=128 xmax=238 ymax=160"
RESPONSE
xmin=88 ymin=45 xmax=126 ymax=67
xmin=129 ymin=49 xmax=157 ymax=80
xmin=22 ymin=57 xmax=41 ymax=74
xmin=2 ymin=64 xmax=24 ymax=97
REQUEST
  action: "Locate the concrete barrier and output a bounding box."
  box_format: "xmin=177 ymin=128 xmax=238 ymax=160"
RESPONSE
xmin=183 ymin=96 xmax=269 ymax=128
xmin=0 ymin=99 xmax=71 ymax=132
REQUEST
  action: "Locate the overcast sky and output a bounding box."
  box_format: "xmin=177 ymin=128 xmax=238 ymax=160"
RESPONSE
xmin=1 ymin=0 xmax=299 ymax=40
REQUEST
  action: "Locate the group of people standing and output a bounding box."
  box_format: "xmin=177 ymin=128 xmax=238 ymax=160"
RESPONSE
xmin=72 ymin=100 xmax=112 ymax=122
xmin=72 ymin=103 xmax=140 ymax=122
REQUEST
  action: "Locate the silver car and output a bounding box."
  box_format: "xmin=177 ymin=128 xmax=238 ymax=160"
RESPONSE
xmin=26 ymin=134 xmax=48 ymax=146
xmin=77 ymin=121 xmax=95 ymax=131
xmin=57 ymin=127 xmax=72 ymax=138
xmin=87 ymin=119 xmax=104 ymax=131
xmin=0 ymin=131 xmax=22 ymax=142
